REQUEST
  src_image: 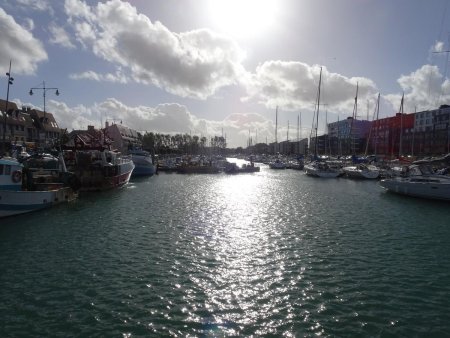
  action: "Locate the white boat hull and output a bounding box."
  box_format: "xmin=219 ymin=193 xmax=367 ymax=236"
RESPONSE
xmin=304 ymin=164 xmax=342 ymax=178
xmin=0 ymin=187 xmax=76 ymax=218
xmin=343 ymin=166 xmax=380 ymax=179
xmin=380 ymin=176 xmax=450 ymax=201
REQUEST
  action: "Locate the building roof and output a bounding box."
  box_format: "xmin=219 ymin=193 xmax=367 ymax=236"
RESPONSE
xmin=0 ymin=99 xmax=18 ymax=112
xmin=28 ymin=109 xmax=61 ymax=132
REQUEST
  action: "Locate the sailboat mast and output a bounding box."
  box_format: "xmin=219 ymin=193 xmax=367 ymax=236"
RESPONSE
xmin=349 ymin=82 xmax=358 ymax=155
xmin=297 ymin=114 xmax=300 ymax=154
xmin=287 ymin=120 xmax=289 ymax=142
xmin=374 ymin=93 xmax=380 ymax=156
xmin=275 ymin=106 xmax=278 ymax=154
xmin=365 ymin=93 xmax=380 ymax=156
xmin=287 ymin=120 xmax=289 ymax=155
xmin=399 ymin=93 xmax=404 ymax=158
xmin=314 ymin=67 xmax=322 ymax=158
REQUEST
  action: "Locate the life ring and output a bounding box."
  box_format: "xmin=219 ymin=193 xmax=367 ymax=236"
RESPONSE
xmin=12 ymin=170 xmax=22 ymax=183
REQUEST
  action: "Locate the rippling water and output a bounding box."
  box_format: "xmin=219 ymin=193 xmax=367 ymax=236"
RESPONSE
xmin=1 ymin=160 xmax=450 ymax=337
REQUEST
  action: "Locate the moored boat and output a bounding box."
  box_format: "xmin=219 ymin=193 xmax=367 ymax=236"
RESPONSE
xmin=177 ymin=164 xmax=221 ymax=174
xmin=0 ymin=156 xmax=77 ymax=218
xmin=304 ymin=161 xmax=343 ymax=178
xmin=65 ymin=149 xmax=135 ymax=191
xmin=343 ymin=164 xmax=380 ymax=179
xmin=379 ymin=164 xmax=450 ymax=201
xmin=129 ymin=149 xmax=156 ymax=177
xmin=224 ymin=162 xmax=260 ymax=174
xmin=269 ymin=158 xmax=286 ymax=169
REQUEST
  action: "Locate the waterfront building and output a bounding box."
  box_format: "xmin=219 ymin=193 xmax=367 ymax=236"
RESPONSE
xmin=67 ymin=125 xmax=112 ymax=150
xmin=327 ymin=117 xmax=372 ymax=156
xmin=104 ymin=122 xmax=142 ymax=154
xmin=413 ymin=105 xmax=450 ymax=156
xmin=268 ymin=138 xmax=308 ymax=155
xmin=370 ymin=112 xmax=415 ymax=157
xmin=1 ymin=100 xmax=62 ymax=151
xmin=27 ymin=108 xmax=62 ymax=147
xmin=1 ymin=100 xmax=25 ymax=145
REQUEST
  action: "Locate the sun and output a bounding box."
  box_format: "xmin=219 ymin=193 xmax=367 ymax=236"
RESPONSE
xmin=207 ymin=0 xmax=278 ymax=39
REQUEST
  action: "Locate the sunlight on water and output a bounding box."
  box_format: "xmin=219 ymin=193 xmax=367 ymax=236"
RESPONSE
xmin=177 ymin=169 xmax=318 ymax=335
xmin=2 ymin=166 xmax=450 ymax=336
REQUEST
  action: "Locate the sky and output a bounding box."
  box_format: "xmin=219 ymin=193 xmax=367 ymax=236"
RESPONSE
xmin=1 ymin=0 xmax=450 ymax=148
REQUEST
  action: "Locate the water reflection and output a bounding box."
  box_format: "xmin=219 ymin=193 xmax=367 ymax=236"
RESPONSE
xmin=180 ymin=166 xmax=313 ymax=335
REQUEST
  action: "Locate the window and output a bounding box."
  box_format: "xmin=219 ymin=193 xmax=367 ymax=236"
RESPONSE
xmin=5 ymin=165 xmax=11 ymax=175
xmin=0 ymin=164 xmax=3 ymax=175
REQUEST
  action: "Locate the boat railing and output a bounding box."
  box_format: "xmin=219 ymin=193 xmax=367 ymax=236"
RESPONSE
xmin=115 ymin=155 xmax=133 ymax=165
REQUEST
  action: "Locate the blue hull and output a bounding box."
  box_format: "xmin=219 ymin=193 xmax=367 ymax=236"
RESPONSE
xmin=131 ymin=165 xmax=155 ymax=177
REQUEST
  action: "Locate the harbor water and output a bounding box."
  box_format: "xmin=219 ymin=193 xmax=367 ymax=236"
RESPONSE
xmin=1 ymin=162 xmax=450 ymax=337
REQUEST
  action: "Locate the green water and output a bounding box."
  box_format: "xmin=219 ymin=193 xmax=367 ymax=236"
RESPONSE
xmin=1 ymin=163 xmax=450 ymax=337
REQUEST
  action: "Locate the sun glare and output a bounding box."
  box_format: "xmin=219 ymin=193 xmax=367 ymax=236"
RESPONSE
xmin=208 ymin=0 xmax=278 ymax=39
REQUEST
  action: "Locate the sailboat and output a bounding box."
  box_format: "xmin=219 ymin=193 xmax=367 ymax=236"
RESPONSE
xmin=342 ymin=93 xmax=380 ymax=179
xmin=304 ymin=67 xmax=342 ymax=178
xmin=269 ymin=106 xmax=287 ymax=169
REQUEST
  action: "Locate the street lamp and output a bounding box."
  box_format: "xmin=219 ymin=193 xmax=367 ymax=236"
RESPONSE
xmin=2 ymin=60 xmax=14 ymax=155
xmin=29 ymin=81 xmax=60 ymax=147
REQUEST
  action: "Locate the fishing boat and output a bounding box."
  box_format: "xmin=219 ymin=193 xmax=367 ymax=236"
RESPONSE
xmin=343 ymin=163 xmax=380 ymax=179
xmin=379 ymin=164 xmax=450 ymax=201
xmin=129 ymin=148 xmax=156 ymax=177
xmin=66 ymin=149 xmax=135 ymax=191
xmin=65 ymin=127 xmax=135 ymax=191
xmin=0 ymin=156 xmax=77 ymax=218
xmin=177 ymin=163 xmax=221 ymax=174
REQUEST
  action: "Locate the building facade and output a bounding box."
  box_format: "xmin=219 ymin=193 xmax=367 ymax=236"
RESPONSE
xmin=104 ymin=122 xmax=142 ymax=154
xmin=1 ymin=99 xmax=62 ymax=153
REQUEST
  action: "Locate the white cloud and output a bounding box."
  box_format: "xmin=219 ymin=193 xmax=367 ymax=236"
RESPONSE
xmin=433 ymin=41 xmax=445 ymax=53
xmin=15 ymin=0 xmax=53 ymax=14
xmin=384 ymin=64 xmax=450 ymax=113
xmin=39 ymin=97 xmax=277 ymax=147
xmin=48 ymin=23 xmax=76 ymax=49
xmin=242 ymin=61 xmax=378 ymax=113
xmin=69 ymin=70 xmax=128 ymax=83
xmin=23 ymin=18 xmax=34 ymax=31
xmin=63 ymin=0 xmax=246 ymax=99
xmin=0 ymin=8 xmax=47 ymax=74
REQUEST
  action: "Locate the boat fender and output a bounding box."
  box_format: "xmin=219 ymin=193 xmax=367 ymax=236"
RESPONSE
xmin=12 ymin=170 xmax=22 ymax=183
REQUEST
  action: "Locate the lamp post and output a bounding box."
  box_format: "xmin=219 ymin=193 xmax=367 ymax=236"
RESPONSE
xmin=29 ymin=81 xmax=59 ymax=147
xmin=2 ymin=60 xmax=14 ymax=155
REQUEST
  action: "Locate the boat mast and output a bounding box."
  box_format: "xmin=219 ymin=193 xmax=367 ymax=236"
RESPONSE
xmin=412 ymin=106 xmax=416 ymax=157
xmin=365 ymin=93 xmax=380 ymax=156
xmin=297 ymin=114 xmax=299 ymax=154
xmin=314 ymin=67 xmax=322 ymax=158
xmin=275 ymin=106 xmax=278 ymax=154
xmin=398 ymin=93 xmax=404 ymax=158
xmin=349 ymin=82 xmax=358 ymax=155
xmin=374 ymin=93 xmax=380 ymax=156
xmin=287 ymin=120 xmax=289 ymax=155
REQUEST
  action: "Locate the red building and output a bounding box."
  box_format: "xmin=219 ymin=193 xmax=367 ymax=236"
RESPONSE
xmin=369 ymin=113 xmax=415 ymax=158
